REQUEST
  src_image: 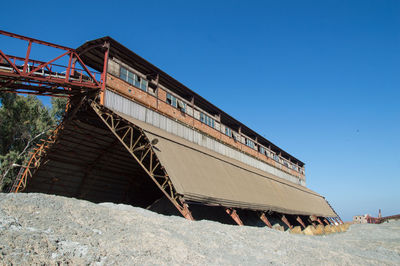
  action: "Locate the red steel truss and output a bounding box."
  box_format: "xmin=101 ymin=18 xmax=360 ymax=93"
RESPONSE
xmin=0 ymin=30 xmax=108 ymax=97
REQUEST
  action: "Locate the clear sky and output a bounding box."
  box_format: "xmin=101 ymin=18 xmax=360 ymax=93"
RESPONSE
xmin=1 ymin=0 xmax=399 ymax=221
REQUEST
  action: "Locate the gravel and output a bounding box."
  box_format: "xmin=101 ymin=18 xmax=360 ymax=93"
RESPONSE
xmin=0 ymin=193 xmax=399 ymax=265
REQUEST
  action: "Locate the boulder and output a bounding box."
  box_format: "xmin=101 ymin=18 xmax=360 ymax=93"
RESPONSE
xmin=302 ymin=225 xmax=318 ymax=235
xmin=272 ymin=224 xmax=285 ymax=231
xmin=289 ymin=226 xmax=303 ymax=234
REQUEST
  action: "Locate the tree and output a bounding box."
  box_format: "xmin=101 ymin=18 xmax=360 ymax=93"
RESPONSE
xmin=0 ymin=92 xmax=67 ymax=191
xmin=51 ymin=97 xmax=68 ymax=122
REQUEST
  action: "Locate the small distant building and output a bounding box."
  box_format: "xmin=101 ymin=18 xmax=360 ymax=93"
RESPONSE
xmin=353 ymin=215 xmax=369 ymax=224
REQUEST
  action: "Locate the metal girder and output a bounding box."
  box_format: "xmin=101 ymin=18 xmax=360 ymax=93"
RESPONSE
xmin=281 ymin=215 xmax=293 ymax=229
xmin=90 ymin=101 xmax=194 ymax=221
xmin=11 ymin=120 xmax=67 ymax=193
xmin=327 ymin=217 xmax=336 ymax=225
xmin=296 ymin=216 xmax=306 ymax=229
xmin=334 ymin=217 xmax=343 ymax=225
xmin=225 ymin=208 xmax=243 ymax=226
xmin=325 ymin=199 xmax=343 ymax=224
xmin=11 ymin=96 xmax=82 ymax=193
xmin=260 ymin=212 xmax=272 ymax=228
xmin=0 ymin=30 xmax=105 ymax=97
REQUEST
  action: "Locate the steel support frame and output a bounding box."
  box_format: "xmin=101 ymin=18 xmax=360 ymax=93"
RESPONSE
xmin=296 ymin=216 xmax=306 ymax=229
xmin=281 ymin=215 xmax=293 ymax=229
xmin=0 ymin=30 xmax=103 ymax=97
xmin=90 ymin=101 xmax=194 ymax=220
xmin=327 ymin=217 xmax=337 ymax=225
xmin=260 ymin=212 xmax=272 ymax=228
xmin=325 ymin=199 xmax=344 ymax=224
xmin=334 ymin=217 xmax=343 ymax=225
xmin=316 ymin=217 xmax=324 ymax=225
xmin=12 ymin=96 xmax=92 ymax=193
xmin=99 ymin=42 xmax=110 ymax=105
xmin=12 ymin=120 xmax=66 ymax=193
xmin=225 ymin=208 xmax=243 ymax=226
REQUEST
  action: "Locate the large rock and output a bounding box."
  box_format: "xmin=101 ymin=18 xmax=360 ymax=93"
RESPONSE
xmin=302 ymin=225 xmax=318 ymax=235
xmin=315 ymin=224 xmax=325 ymax=235
xmin=324 ymin=225 xmax=334 ymax=234
xmin=272 ymin=223 xmax=285 ymax=231
xmin=339 ymin=224 xmax=349 ymax=232
xmin=289 ymin=226 xmax=303 ymax=234
xmin=331 ymin=225 xmax=341 ymax=233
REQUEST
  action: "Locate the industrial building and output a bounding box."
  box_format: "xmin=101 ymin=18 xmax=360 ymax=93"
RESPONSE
xmin=0 ymin=30 xmax=341 ymax=228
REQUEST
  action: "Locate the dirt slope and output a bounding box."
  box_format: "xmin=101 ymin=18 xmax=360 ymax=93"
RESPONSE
xmin=0 ymin=193 xmax=399 ymax=265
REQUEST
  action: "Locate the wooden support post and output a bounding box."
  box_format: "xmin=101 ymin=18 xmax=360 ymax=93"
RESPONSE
xmin=260 ymin=212 xmax=272 ymax=228
xmin=323 ymin=218 xmax=330 ymax=225
xmin=281 ymin=215 xmax=293 ymax=229
xmin=296 ymin=216 xmax=306 ymax=229
xmin=226 ymin=208 xmax=243 ymax=226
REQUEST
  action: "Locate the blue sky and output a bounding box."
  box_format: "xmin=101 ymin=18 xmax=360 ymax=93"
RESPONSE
xmin=1 ymin=0 xmax=399 ymax=221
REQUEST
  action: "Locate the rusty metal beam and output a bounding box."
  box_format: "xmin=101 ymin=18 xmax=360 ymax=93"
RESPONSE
xmin=335 ymin=217 xmax=343 ymax=225
xmin=99 ymin=42 xmax=109 ymax=105
xmin=0 ymin=30 xmax=73 ymax=50
xmin=90 ymin=101 xmax=194 ymax=221
xmin=0 ymin=30 xmax=102 ymax=97
xmin=260 ymin=212 xmax=272 ymax=228
xmin=281 ymin=215 xmax=293 ymax=229
xmin=225 ymin=208 xmax=243 ymax=226
xmin=296 ymin=216 xmax=306 ymax=229
xmin=13 ymin=120 xmax=66 ymax=192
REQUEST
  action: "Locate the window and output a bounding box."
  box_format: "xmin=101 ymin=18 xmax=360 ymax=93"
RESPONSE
xmin=273 ymin=154 xmax=279 ymax=162
xmin=225 ymin=127 xmax=232 ymax=137
xmin=119 ymin=66 xmax=148 ymax=92
xmin=259 ymin=146 xmax=265 ymax=155
xmin=200 ymin=112 xmax=215 ymax=128
xmin=167 ymin=93 xmax=177 ymax=107
xmin=245 ymin=138 xmax=255 ymax=149
xmin=283 ymin=161 xmax=289 ymax=168
xmin=232 ymin=133 xmax=237 ymax=141
xmin=120 ymin=66 xmax=128 ymax=81
xmin=166 ymin=93 xmax=186 ymax=112
xmin=177 ymin=99 xmax=186 ymax=113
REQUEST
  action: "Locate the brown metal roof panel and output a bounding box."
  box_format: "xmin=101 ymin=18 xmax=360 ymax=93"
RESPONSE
xmin=112 ymin=109 xmax=334 ymax=217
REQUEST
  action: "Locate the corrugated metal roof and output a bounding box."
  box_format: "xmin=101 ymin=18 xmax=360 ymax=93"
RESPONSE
xmin=114 ymin=109 xmax=335 ymax=217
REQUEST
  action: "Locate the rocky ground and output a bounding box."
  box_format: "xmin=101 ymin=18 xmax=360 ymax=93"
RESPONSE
xmin=0 ymin=193 xmax=399 ymax=265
